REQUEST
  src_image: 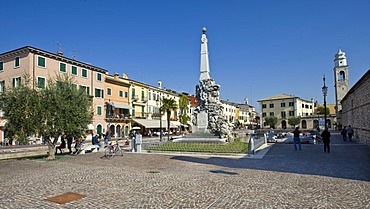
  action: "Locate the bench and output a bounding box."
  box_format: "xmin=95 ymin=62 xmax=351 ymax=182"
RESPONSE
xmin=79 ymin=144 xmax=100 ymax=154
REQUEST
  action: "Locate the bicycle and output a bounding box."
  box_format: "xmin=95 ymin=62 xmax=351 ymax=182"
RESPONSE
xmin=103 ymin=141 xmax=123 ymax=159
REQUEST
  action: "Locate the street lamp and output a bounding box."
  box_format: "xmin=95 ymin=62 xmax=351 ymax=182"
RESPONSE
xmin=322 ymin=76 xmax=328 ymax=129
xmin=156 ymin=97 xmax=162 ymax=141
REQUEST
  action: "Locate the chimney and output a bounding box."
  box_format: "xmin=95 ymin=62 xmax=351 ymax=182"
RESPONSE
xmin=57 ymin=51 xmax=63 ymax=56
xmin=158 ymin=80 xmax=162 ymax=89
xmin=114 ymin=73 xmax=119 ymax=80
xmin=122 ymin=73 xmax=128 ymax=79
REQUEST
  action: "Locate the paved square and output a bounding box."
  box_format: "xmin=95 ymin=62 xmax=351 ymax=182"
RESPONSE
xmin=0 ymin=134 xmax=369 ymax=208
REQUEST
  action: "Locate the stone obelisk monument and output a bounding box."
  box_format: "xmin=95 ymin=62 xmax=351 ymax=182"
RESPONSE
xmin=192 ymin=27 xmax=234 ymax=139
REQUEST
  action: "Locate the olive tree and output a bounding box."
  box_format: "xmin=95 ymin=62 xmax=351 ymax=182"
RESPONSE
xmin=40 ymin=75 xmax=93 ymax=159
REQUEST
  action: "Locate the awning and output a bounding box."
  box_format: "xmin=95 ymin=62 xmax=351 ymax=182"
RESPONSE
xmin=132 ymin=119 xmax=177 ymax=128
xmin=114 ymin=103 xmax=132 ymax=109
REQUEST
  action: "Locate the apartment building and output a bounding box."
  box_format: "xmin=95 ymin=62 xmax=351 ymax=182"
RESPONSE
xmin=258 ymin=94 xmax=316 ymax=129
xmin=0 ymin=46 xmax=107 ymax=142
xmin=104 ymin=73 xmax=131 ymax=138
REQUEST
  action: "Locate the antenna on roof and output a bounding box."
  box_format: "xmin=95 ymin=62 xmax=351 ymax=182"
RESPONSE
xmin=71 ymin=48 xmax=77 ymax=60
xmin=56 ymin=42 xmax=64 ymax=56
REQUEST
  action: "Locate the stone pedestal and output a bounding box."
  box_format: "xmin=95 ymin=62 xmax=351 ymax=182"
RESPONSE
xmin=195 ymin=111 xmax=208 ymax=133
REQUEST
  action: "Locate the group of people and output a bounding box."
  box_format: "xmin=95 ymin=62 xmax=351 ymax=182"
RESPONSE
xmin=292 ymin=126 xmax=332 ymax=153
xmin=55 ymin=131 xmax=111 ymax=155
xmin=341 ymin=125 xmax=354 ymax=142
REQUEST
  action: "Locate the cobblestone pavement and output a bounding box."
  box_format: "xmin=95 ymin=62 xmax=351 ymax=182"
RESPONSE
xmin=0 ymin=132 xmax=369 ymax=208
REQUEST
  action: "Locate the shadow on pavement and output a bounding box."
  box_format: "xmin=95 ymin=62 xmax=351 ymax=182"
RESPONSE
xmin=171 ymin=133 xmax=370 ymax=181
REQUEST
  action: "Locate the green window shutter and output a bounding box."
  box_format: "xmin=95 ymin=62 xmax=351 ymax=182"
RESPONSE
xmin=72 ymin=84 xmax=77 ymax=90
xmin=141 ymin=91 xmax=144 ymax=100
xmin=132 ymin=105 xmax=135 ymax=116
xmin=119 ymin=91 xmax=123 ymax=97
xmin=95 ymin=88 xmax=99 ymax=97
xmin=37 ymin=77 xmax=45 ymax=89
xmin=60 ymin=63 xmax=66 ymax=72
xmin=132 ymin=89 xmax=135 ymax=98
xmin=97 ymin=73 xmax=102 ymax=81
xmin=107 ymin=88 xmax=111 ymax=95
xmin=0 ymin=61 xmax=3 ymax=71
xmin=82 ymin=69 xmax=87 ymax=77
xmin=97 ymin=106 xmax=102 ymax=115
xmin=38 ymin=56 xmax=45 ymax=67
xmin=142 ymin=106 xmax=145 ymax=117
xmin=71 ymin=66 xmax=77 ymax=75
xmin=125 ymin=92 xmax=128 ymax=98
xmin=86 ymin=87 xmax=90 ymax=95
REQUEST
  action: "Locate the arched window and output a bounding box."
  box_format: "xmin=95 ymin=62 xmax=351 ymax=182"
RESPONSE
xmin=302 ymin=120 xmax=307 ymax=129
xmin=339 ymin=71 xmax=346 ymax=81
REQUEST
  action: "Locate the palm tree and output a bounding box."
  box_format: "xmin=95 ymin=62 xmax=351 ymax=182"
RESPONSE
xmin=161 ymin=98 xmax=178 ymax=140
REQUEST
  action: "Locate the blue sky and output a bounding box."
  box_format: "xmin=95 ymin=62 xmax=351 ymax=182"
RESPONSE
xmin=1 ymin=0 xmax=369 ymax=111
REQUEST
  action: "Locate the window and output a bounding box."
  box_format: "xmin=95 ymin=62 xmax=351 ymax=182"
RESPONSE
xmin=125 ymin=91 xmax=128 ymax=98
xmin=12 ymin=77 xmax=21 ymax=88
xmin=141 ymin=106 xmax=145 ymax=117
xmin=141 ymin=90 xmax=144 ymax=101
xmin=119 ymin=90 xmax=123 ymax=97
xmin=132 ymin=104 xmax=135 ymax=116
xmin=305 ymin=104 xmax=309 ymax=108
xmin=0 ymin=80 xmax=5 ymax=93
xmin=37 ymin=77 xmax=46 ymax=89
xmin=289 ymin=111 xmax=294 ymax=116
xmin=281 ymin=102 xmax=285 ymax=107
xmin=37 ymin=56 xmax=46 ymax=68
xmin=281 ymin=111 xmax=286 ymax=118
xmin=95 ymin=88 xmax=104 ymax=98
xmin=97 ymin=73 xmax=102 ymax=81
xmin=270 ymin=112 xmax=274 ymax=116
xmin=289 ymin=102 xmax=294 ymax=107
xmin=107 ymin=88 xmax=112 ymax=96
xmin=14 ymin=57 xmax=20 ymax=68
xmin=310 ymin=105 xmax=312 ymax=109
xmin=0 ymin=61 xmax=3 ymax=71
xmin=262 ymin=104 xmax=266 ymax=109
xmin=71 ymin=83 xmax=77 ymax=90
xmin=97 ymin=106 xmax=102 ymax=116
xmin=302 ymin=104 xmax=304 ymax=108
xmin=269 ymin=104 xmax=274 ymax=108
xmin=79 ymin=86 xmax=90 ymax=95
xmin=149 ymin=92 xmax=152 ymax=100
xmin=71 ymin=66 xmax=77 ymax=75
xmin=131 ymin=88 xmax=135 ymax=99
xmin=82 ymin=68 xmax=88 ymax=78
xmin=60 ymin=62 xmax=66 ymax=72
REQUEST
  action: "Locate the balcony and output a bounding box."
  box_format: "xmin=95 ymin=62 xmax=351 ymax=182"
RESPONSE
xmin=106 ymin=114 xmax=131 ymax=122
xmin=132 ymin=95 xmax=139 ymax=101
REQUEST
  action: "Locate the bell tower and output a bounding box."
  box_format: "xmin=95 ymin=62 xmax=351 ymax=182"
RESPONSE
xmin=333 ymin=48 xmax=349 ymax=127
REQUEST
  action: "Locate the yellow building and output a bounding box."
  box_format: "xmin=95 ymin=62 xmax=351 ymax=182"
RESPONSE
xmin=258 ymin=94 xmax=315 ymax=129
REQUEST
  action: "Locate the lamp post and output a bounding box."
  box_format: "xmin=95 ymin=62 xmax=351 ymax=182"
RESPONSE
xmin=156 ymin=98 xmax=162 ymax=141
xmin=322 ymin=76 xmax=328 ymax=129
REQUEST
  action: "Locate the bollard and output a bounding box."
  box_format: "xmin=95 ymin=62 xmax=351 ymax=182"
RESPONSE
xmin=136 ymin=134 xmax=142 ymax=153
xmin=248 ymin=137 xmax=255 ymax=157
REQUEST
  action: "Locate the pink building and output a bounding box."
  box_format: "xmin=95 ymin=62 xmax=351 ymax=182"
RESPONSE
xmin=0 ymin=46 xmax=108 ymax=144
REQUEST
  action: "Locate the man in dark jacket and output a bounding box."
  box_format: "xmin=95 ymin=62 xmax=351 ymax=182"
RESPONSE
xmin=321 ymin=127 xmax=331 ymax=153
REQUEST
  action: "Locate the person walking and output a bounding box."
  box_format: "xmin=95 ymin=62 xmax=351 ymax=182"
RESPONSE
xmin=292 ymin=126 xmax=302 ymax=151
xmin=341 ymin=126 xmax=347 ymax=142
xmin=347 ymin=125 xmax=354 ymax=142
xmin=66 ymin=134 xmax=73 ymax=154
xmin=321 ymin=127 xmax=331 ymax=153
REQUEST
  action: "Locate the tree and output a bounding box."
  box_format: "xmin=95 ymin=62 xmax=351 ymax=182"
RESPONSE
xmin=178 ymin=94 xmax=190 ymax=128
xmin=0 ymin=74 xmax=43 ymax=145
xmin=40 ymin=75 xmax=93 ymax=159
xmin=161 ymin=98 xmax=178 ymax=141
xmin=264 ymin=116 xmax=278 ymax=129
xmin=315 ymin=106 xmax=330 ymax=115
xmin=288 ymin=116 xmax=301 ymax=128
